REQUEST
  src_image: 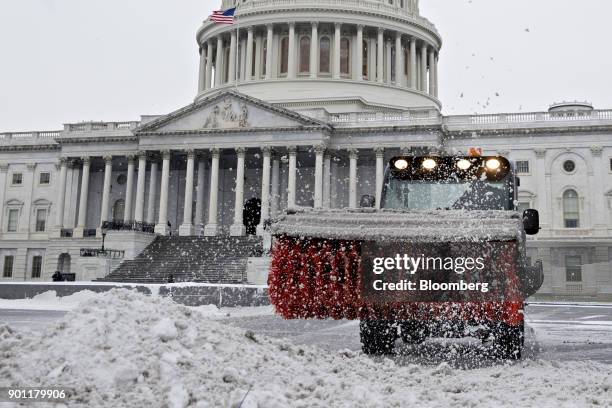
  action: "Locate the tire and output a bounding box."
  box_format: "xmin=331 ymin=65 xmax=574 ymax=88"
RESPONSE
xmin=360 ymin=320 xmax=397 ymax=355
xmin=400 ymin=321 xmax=429 ymax=344
xmin=493 ymin=323 xmax=524 ymax=360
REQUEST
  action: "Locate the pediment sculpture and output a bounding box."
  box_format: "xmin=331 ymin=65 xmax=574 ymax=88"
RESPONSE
xmin=203 ymin=98 xmax=249 ymax=129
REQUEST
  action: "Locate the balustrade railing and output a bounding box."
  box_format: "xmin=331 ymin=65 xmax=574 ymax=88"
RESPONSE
xmin=80 ymin=248 xmax=125 ymax=259
xmin=102 ymin=220 xmax=155 ymax=234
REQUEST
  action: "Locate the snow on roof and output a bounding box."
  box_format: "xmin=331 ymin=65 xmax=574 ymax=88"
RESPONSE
xmin=270 ymin=209 xmax=523 ymax=242
xmin=1 ymin=289 xmax=610 ymax=407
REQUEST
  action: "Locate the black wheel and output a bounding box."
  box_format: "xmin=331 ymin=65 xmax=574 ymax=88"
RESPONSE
xmin=493 ymin=323 xmax=524 ymax=360
xmin=360 ymin=320 xmax=397 ymax=355
xmin=400 ymin=321 xmax=429 ymax=344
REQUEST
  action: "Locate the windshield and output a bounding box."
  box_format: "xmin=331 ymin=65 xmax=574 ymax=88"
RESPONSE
xmin=383 ymin=179 xmax=512 ymax=211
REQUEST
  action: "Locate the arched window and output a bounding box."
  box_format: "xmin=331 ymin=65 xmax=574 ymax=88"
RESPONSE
xmin=280 ymin=36 xmax=289 ymax=75
xmin=362 ymin=40 xmax=368 ymax=79
xmin=319 ymin=36 xmax=331 ymax=73
xmin=563 ymin=189 xmax=580 ymax=228
xmin=299 ymin=36 xmax=310 ymax=73
xmin=113 ymin=199 xmax=125 ymax=223
xmin=340 ymin=37 xmax=350 ymax=75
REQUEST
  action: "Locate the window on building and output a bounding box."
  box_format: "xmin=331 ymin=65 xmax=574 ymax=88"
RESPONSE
xmin=35 ymin=209 xmax=47 ymax=232
xmin=609 ymin=158 xmax=612 ymax=172
xmin=2 ymin=256 xmax=13 ymax=278
xmin=11 ymin=173 xmax=22 ymax=185
xmin=362 ymin=40 xmax=368 ymax=79
xmin=39 ymin=172 xmax=51 ymax=185
xmin=319 ymin=36 xmax=331 ymax=73
xmin=113 ymin=199 xmax=125 ymax=222
xmin=516 ymin=160 xmax=530 ymax=174
xmin=299 ymin=36 xmax=310 ymax=73
xmin=280 ymin=36 xmax=289 ymax=74
xmin=262 ymin=39 xmax=267 ymax=77
xmin=565 ymin=255 xmax=582 ymax=282
xmin=563 ymin=189 xmax=580 ymax=228
xmin=7 ymin=209 xmax=19 ymax=232
xmin=340 ymin=37 xmax=350 ymax=75
xmin=31 ymin=255 xmax=42 ymax=279
xmin=563 ymin=159 xmax=576 ymax=173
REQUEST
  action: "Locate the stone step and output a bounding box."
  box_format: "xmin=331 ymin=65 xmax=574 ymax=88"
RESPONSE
xmin=98 ymin=235 xmax=263 ymax=283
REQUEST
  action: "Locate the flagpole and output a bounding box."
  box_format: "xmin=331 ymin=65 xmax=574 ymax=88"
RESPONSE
xmin=234 ymin=4 xmax=239 ymax=91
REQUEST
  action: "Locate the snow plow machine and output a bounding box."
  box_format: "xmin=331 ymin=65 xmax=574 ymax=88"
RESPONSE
xmin=268 ymin=154 xmax=544 ymax=359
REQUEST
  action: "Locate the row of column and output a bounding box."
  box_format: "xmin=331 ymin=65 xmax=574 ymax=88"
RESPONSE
xmin=198 ymin=23 xmax=439 ymax=96
xmin=55 ymin=147 xmax=389 ymax=238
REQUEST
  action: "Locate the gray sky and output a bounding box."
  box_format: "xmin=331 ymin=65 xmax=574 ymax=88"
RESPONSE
xmin=0 ymin=0 xmax=611 ymax=132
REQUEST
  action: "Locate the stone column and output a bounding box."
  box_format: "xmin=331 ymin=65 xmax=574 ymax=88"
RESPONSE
xmin=228 ymin=31 xmax=237 ymax=84
xmin=154 ymin=150 xmax=171 ymax=236
xmin=385 ymin=39 xmax=392 ymax=85
xmin=204 ymin=148 xmax=221 ymax=236
xmin=434 ymin=53 xmax=439 ymax=97
xmin=55 ymin=158 xmax=69 ymax=229
xmin=254 ymin=33 xmax=263 ymax=80
xmin=265 ymin=24 xmax=274 ymax=80
xmin=395 ymin=32 xmax=402 ymax=86
xmin=428 ymin=48 xmax=436 ymax=95
xmin=100 ymin=155 xmax=113 ymax=226
xmin=270 ymin=153 xmax=280 ymax=217
xmin=245 ymin=28 xmax=254 ymax=81
xmin=368 ymin=36 xmax=375 ymax=80
xmin=420 ymin=43 xmax=428 ymax=92
xmin=134 ymin=152 xmax=147 ymax=223
xmin=534 ymin=148 xmax=549 ymax=230
xmin=0 ymin=164 xmax=7 ymax=235
xmin=349 ymin=149 xmax=358 ymax=208
xmin=215 ymin=36 xmax=224 ymax=85
xmin=314 ymin=145 xmax=325 ymax=208
xmin=146 ymin=160 xmax=158 ymax=225
xmin=590 ymin=146 xmax=606 ymax=230
xmin=355 ymin=25 xmax=363 ymax=81
xmin=287 ymin=146 xmax=297 ymax=208
xmin=334 ymin=23 xmax=341 ymax=79
xmin=230 ymin=147 xmax=247 ymax=236
xmin=194 ymin=153 xmax=207 ymax=235
xmin=310 ymin=22 xmax=318 ymax=79
xmin=239 ymin=36 xmax=247 ymax=82
xmin=74 ymin=157 xmax=90 ymax=237
xmin=198 ymin=45 xmax=206 ymax=92
xmin=375 ymin=148 xmax=385 ymax=208
xmin=323 ymin=152 xmax=332 ymax=208
xmin=257 ymin=147 xmax=272 ymax=235
xmin=179 ymin=150 xmax=196 ymax=236
xmin=205 ymin=40 xmax=214 ymax=90
xmin=287 ymin=22 xmax=296 ymax=79
xmin=124 ymin=155 xmax=136 ymax=223
xmin=410 ymin=37 xmax=417 ymax=89
xmin=377 ymin=28 xmax=384 ymax=83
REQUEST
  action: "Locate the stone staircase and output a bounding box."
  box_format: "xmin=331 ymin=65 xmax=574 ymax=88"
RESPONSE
xmin=98 ymin=236 xmax=264 ymax=283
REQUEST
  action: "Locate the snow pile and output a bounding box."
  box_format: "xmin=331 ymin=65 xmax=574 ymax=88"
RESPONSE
xmin=270 ymin=209 xmax=522 ymax=241
xmin=1 ymin=289 xmax=611 ymax=407
xmin=0 ymin=290 xmax=100 ymax=311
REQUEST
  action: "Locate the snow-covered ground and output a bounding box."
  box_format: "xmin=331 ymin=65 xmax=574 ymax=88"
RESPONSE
xmin=1 ymin=290 xmax=611 ymax=407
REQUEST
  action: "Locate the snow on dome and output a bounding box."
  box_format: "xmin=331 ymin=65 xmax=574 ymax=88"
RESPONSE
xmin=1 ymin=289 xmax=611 ymax=407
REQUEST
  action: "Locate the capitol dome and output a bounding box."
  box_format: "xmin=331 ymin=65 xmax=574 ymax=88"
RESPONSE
xmin=195 ymin=0 xmax=442 ymax=113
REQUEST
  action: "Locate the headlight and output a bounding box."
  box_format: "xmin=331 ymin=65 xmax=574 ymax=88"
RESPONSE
xmin=486 ymin=158 xmax=501 ymax=171
xmin=457 ymin=159 xmax=472 ymax=170
xmin=422 ymin=158 xmax=437 ymax=170
xmin=394 ymin=159 xmax=409 ymax=170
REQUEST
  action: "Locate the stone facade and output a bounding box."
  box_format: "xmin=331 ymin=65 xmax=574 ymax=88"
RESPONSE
xmin=1 ymin=0 xmax=611 ymax=298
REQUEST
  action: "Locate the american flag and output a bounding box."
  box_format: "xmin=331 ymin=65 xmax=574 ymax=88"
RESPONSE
xmin=209 ymin=7 xmax=236 ymax=24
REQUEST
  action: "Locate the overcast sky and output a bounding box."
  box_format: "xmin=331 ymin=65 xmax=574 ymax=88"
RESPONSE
xmin=0 ymin=0 xmax=611 ymax=132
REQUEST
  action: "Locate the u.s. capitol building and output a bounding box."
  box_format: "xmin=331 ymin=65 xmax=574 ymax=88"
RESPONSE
xmin=1 ymin=0 xmax=611 ymax=298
